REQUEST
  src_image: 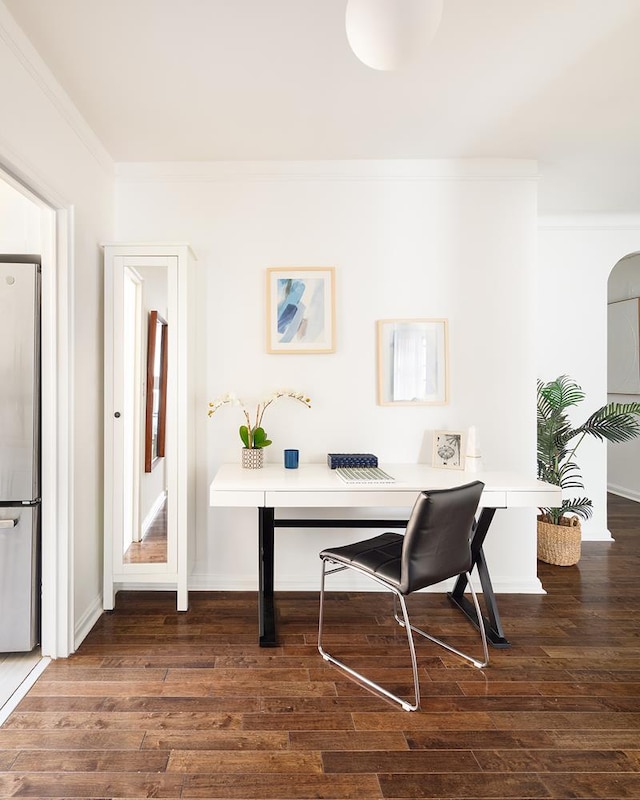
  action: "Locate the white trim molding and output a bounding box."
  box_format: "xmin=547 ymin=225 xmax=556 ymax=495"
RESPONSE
xmin=115 ymin=158 xmax=539 ymax=185
xmin=0 ymin=1 xmax=113 ymax=176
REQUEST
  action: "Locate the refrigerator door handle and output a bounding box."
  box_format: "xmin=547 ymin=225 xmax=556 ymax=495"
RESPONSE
xmin=0 ymin=519 xmax=17 ymax=528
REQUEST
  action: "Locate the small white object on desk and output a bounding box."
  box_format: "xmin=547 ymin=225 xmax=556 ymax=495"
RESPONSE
xmin=466 ymin=425 xmax=483 ymax=473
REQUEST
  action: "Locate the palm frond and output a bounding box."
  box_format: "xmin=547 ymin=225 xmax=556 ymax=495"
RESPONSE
xmin=536 ymin=375 xmax=640 ymax=523
xmin=559 ymin=498 xmax=593 ymax=519
xmin=578 ymin=403 xmax=640 ymax=443
xmin=538 ymin=375 xmax=585 ymax=413
xmin=539 ymin=498 xmax=593 ymax=524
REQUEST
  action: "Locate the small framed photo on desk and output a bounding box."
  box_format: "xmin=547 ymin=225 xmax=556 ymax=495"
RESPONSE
xmin=433 ymin=430 xmax=465 ymax=470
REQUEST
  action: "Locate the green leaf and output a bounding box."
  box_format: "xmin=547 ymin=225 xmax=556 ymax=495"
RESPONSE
xmin=539 ymin=498 xmax=593 ymax=524
xmin=538 ymin=375 xmax=585 ymax=412
xmin=577 ymin=403 xmax=640 ymax=443
xmin=252 ymin=427 xmax=271 ymax=448
xmin=239 ymin=425 xmax=250 ymax=448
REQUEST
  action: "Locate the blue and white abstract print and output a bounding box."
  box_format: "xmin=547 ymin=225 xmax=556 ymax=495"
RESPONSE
xmin=276 ymin=277 xmax=325 ymax=344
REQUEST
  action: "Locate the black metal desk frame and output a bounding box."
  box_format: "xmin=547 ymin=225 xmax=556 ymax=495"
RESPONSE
xmin=258 ymin=506 xmax=508 ymax=649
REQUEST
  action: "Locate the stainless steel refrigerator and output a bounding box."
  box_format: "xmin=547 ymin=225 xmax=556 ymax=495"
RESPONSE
xmin=0 ymin=255 xmax=41 ymax=652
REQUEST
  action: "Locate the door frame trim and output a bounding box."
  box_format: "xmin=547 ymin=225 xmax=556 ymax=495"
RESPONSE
xmin=0 ymin=164 xmax=74 ymax=659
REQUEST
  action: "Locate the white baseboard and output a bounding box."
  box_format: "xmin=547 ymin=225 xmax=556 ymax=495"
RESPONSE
xmin=74 ymin=594 xmax=104 ymax=651
xmin=0 ymin=656 xmax=50 ymax=726
xmin=141 ymin=491 xmax=167 ymax=536
xmin=582 ymin=529 xmax=615 ymax=542
xmin=608 ymin=484 xmax=640 ymax=504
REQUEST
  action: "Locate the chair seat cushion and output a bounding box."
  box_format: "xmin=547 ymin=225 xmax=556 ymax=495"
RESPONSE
xmin=320 ymin=532 xmax=404 ymax=589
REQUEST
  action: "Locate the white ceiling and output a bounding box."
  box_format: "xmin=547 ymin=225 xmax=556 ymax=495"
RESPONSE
xmin=5 ymin=0 xmax=640 ymax=213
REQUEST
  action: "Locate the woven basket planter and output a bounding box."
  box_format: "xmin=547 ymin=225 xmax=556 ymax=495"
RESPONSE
xmin=537 ymin=515 xmax=581 ymax=566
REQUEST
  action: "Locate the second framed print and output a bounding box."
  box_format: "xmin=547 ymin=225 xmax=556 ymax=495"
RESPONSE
xmin=377 ymin=318 xmax=448 ymax=405
xmin=266 ymin=267 xmax=335 ymax=353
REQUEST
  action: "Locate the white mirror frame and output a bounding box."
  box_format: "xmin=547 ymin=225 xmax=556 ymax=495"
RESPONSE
xmin=103 ymin=243 xmax=195 ymax=612
xmin=377 ymin=318 xmax=449 ymax=405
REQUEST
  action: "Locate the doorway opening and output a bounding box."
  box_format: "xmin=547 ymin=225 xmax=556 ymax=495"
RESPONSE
xmin=0 ymin=163 xmax=71 ymax=709
xmin=0 ymin=176 xmax=47 ymax=715
xmin=606 ymin=252 xmax=640 ymax=504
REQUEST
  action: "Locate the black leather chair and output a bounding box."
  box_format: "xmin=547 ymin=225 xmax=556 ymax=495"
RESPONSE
xmin=318 ymin=480 xmax=488 ymax=711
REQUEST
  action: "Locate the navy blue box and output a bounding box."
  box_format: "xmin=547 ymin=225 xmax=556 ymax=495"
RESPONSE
xmin=327 ymin=453 xmax=378 ymax=469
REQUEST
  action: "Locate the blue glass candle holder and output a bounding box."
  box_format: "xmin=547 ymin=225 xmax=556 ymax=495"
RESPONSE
xmin=284 ymin=449 xmax=299 ymax=469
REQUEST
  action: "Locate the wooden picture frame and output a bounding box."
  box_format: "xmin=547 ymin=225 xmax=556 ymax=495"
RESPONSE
xmin=433 ymin=430 xmax=465 ymax=470
xmin=144 ymin=310 xmax=168 ymax=472
xmin=377 ymin=318 xmax=448 ymax=405
xmin=266 ymin=267 xmax=336 ymax=353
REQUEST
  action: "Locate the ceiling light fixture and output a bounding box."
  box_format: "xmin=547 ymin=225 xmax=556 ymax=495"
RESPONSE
xmin=345 ymin=0 xmax=443 ymax=71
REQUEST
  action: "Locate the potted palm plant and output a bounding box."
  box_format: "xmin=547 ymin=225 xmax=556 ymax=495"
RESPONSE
xmin=536 ymin=375 xmax=640 ymax=565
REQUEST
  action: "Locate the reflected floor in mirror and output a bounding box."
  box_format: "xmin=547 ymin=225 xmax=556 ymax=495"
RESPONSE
xmin=123 ymin=502 xmax=167 ymax=564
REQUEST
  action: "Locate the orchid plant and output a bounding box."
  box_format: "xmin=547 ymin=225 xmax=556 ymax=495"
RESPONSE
xmin=208 ymin=389 xmax=311 ymax=449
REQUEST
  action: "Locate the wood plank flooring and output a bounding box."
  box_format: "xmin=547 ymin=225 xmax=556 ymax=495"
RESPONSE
xmin=0 ymin=651 xmax=44 ymax=726
xmin=1 ymin=494 xmax=639 ymax=798
xmin=123 ymin=501 xmax=167 ymax=564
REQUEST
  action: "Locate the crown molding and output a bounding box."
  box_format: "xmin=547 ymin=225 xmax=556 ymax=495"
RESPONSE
xmin=538 ymin=214 xmax=640 ymax=231
xmin=115 ymin=159 xmax=539 ymax=184
xmin=0 ymin=133 xmax=68 ymax=208
xmin=0 ymin=1 xmax=114 ymax=177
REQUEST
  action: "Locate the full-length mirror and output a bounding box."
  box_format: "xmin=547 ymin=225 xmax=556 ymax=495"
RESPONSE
xmin=104 ymin=242 xmax=195 ymax=612
xmin=120 ymin=267 xmax=169 ymax=566
xmin=377 ymin=318 xmax=449 ymax=405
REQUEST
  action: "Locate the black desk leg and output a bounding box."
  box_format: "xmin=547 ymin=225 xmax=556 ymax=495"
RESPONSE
xmin=258 ymin=507 xmax=277 ymax=647
xmin=447 ymin=507 xmax=510 ymax=648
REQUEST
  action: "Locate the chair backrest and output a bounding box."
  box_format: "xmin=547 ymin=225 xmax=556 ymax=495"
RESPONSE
xmin=399 ymin=481 xmax=485 ymax=594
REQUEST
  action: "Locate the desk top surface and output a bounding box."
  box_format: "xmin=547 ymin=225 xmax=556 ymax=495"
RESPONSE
xmin=209 ymin=463 xmax=561 ymax=508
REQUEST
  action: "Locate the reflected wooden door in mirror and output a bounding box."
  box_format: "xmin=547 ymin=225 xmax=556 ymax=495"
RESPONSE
xmin=145 ymin=310 xmax=168 ymax=472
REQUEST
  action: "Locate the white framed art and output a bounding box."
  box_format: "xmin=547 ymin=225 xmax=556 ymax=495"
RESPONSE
xmin=377 ymin=318 xmax=448 ymax=405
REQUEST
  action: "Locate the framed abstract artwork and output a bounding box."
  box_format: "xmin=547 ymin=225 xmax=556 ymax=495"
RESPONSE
xmin=266 ymin=267 xmax=336 ymax=353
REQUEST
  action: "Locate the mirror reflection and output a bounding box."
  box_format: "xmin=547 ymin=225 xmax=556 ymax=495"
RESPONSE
xmin=121 ymin=266 xmax=169 ymax=565
xmin=377 ymin=318 xmax=449 ymax=405
xmin=145 ymin=311 xmax=168 ymax=472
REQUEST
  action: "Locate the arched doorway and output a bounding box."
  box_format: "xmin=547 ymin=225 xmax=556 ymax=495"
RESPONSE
xmin=607 ymin=252 xmax=640 ymax=504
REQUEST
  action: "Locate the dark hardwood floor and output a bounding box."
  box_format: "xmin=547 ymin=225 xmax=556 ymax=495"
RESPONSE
xmin=1 ymin=494 xmax=639 ymax=798
xmin=123 ymin=502 xmax=167 ymax=564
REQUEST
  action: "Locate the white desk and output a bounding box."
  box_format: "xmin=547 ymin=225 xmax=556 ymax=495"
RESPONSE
xmin=209 ymin=463 xmax=561 ymax=647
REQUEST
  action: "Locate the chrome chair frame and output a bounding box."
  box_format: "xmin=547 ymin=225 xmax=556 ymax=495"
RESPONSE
xmin=318 ymin=555 xmax=489 ymax=713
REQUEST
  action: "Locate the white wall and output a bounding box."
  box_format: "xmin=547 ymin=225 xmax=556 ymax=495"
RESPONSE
xmin=538 ymin=217 xmax=640 ymax=539
xmin=0 ymin=2 xmax=114 ymax=653
xmin=607 ymin=253 xmax=640 ymax=501
xmin=0 ymin=180 xmax=40 ymax=252
xmin=115 ymin=159 xmax=542 ymax=594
